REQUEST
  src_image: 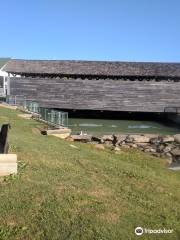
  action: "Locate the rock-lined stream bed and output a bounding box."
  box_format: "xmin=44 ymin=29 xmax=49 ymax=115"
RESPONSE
xmin=68 ymin=133 xmax=180 ymax=165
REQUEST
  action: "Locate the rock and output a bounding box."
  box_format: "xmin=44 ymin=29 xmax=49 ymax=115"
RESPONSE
xmin=18 ymin=113 xmax=32 ymax=119
xmin=89 ymin=141 xmax=98 ymax=145
xmin=144 ymin=149 xmax=150 ymax=152
xmin=126 ymin=143 xmax=137 ymax=148
xmin=163 ymin=146 xmax=172 ymax=153
xmin=130 ymin=144 xmax=138 ymax=148
xmin=104 ymin=140 xmax=113 ymax=145
xmin=67 ymin=132 xmax=180 ymax=163
xmin=174 ymin=134 xmax=180 ymax=144
xmin=94 ymin=144 xmax=105 ymax=150
xmin=160 ymin=135 xmax=174 ymax=143
xmin=91 ymin=136 xmax=101 ymax=143
xmin=170 ymin=148 xmax=180 ymax=156
xmin=150 ymin=137 xmax=161 ymax=144
xmin=114 ymin=146 xmax=121 ymax=151
xmin=152 ymin=152 xmax=161 ymax=157
xmin=164 ymin=152 xmax=172 ymax=158
xmin=137 ymin=143 xmax=149 ymax=147
xmin=66 ymin=137 xmax=74 ymax=142
xmin=145 ymin=134 xmax=159 ymax=138
xmin=137 ymin=143 xmax=149 ymax=151
xmin=102 ymin=135 xmax=113 ymax=141
xmin=116 ymin=135 xmax=127 ymax=144
xmin=156 ymin=144 xmax=165 ymax=153
xmin=126 ymin=134 xmax=150 ymax=143
xmin=70 ymin=134 xmax=92 ymax=142
xmin=166 ymin=158 xmax=173 ymax=165
xmin=170 ymin=148 xmax=180 ymax=163
xmin=125 ymin=135 xmax=134 ymax=143
xmin=165 ymin=152 xmax=172 ymax=157
xmin=164 ymin=152 xmax=173 ymax=164
xmin=52 ymin=133 xmax=70 ymax=139
xmin=44 ymin=128 xmax=71 ymax=135
xmin=32 ymin=113 xmax=40 ymax=119
xmin=149 ymin=148 xmax=156 ymax=153
xmin=122 ymin=145 xmax=130 ymax=149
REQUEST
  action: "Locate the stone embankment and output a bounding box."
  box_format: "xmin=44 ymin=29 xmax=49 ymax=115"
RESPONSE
xmin=68 ymin=134 xmax=180 ymax=164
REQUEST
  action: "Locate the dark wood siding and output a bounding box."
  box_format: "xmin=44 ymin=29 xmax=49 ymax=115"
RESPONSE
xmin=10 ymin=77 xmax=180 ymax=112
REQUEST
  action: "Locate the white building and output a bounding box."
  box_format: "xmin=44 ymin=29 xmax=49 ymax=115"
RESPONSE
xmin=0 ymin=59 xmax=21 ymax=97
xmin=0 ymin=68 xmax=8 ymax=97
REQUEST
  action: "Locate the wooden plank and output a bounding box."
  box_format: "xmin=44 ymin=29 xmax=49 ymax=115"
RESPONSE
xmin=9 ymin=77 xmax=180 ymax=112
xmin=0 ymin=154 xmax=17 ymax=176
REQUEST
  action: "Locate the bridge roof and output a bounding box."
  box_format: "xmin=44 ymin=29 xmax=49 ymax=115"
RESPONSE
xmin=3 ymin=59 xmax=180 ymax=78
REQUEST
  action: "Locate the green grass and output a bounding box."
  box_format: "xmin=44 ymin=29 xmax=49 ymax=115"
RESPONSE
xmin=0 ymin=58 xmax=10 ymax=69
xmin=0 ymin=107 xmax=180 ymax=240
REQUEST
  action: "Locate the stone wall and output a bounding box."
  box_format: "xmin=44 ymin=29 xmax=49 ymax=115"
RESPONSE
xmin=69 ymin=134 xmax=180 ymax=164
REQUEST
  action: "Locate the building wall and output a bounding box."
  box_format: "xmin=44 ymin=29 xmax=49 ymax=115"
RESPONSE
xmin=10 ymin=77 xmax=180 ymax=112
xmin=0 ymin=70 xmax=9 ymax=96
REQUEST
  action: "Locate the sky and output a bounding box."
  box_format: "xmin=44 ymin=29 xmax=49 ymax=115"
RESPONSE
xmin=0 ymin=0 xmax=180 ymax=62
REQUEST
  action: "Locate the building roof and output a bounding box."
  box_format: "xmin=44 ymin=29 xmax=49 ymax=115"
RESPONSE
xmin=3 ymin=59 xmax=180 ymax=78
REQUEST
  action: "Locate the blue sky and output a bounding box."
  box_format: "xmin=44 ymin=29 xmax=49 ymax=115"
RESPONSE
xmin=0 ymin=0 xmax=180 ymax=62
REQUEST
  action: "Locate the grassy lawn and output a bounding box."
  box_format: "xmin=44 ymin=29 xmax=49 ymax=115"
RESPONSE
xmin=0 ymin=58 xmax=10 ymax=69
xmin=0 ymin=107 xmax=180 ymax=240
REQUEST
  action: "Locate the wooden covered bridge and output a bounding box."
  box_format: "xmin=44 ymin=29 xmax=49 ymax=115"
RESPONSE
xmin=3 ymin=59 xmax=180 ymax=113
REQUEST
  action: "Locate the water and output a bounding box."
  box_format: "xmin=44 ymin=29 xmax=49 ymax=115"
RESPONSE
xmin=68 ymin=118 xmax=180 ymax=136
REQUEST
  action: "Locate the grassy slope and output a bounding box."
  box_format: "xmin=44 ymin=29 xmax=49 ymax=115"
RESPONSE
xmin=0 ymin=107 xmax=179 ymax=240
xmin=0 ymin=58 xmax=10 ymax=69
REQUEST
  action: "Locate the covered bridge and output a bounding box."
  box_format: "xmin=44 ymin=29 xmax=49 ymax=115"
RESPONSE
xmin=3 ymin=59 xmax=180 ymax=113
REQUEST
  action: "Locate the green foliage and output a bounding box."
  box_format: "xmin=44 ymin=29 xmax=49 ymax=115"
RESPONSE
xmin=0 ymin=107 xmax=179 ymax=239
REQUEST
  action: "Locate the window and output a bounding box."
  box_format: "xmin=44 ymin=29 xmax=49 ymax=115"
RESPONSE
xmin=0 ymin=76 xmax=4 ymax=88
